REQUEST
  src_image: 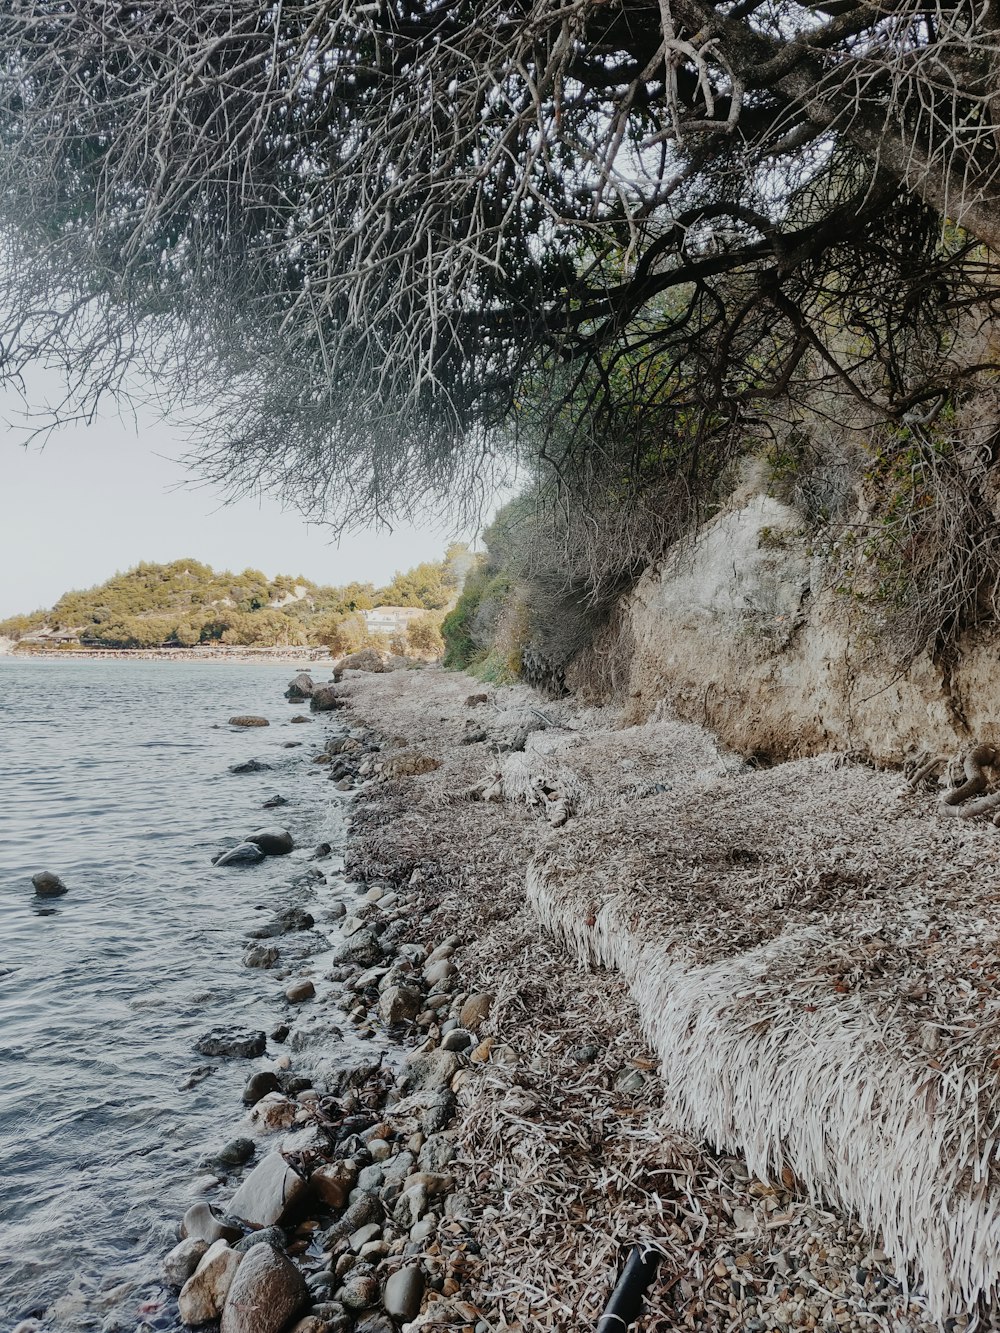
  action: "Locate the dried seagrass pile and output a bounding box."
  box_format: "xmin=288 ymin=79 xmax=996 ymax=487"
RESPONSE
xmin=341 ymin=666 xmax=1000 ymax=1328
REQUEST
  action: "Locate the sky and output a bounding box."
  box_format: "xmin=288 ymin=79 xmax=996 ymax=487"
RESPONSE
xmin=0 ymin=383 xmax=479 ymax=617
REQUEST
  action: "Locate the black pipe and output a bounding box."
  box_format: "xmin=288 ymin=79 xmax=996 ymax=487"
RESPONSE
xmin=596 ymin=1241 xmax=664 ymax=1331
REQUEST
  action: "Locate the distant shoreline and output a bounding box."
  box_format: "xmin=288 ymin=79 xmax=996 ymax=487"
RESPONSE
xmin=1 ymin=645 xmax=335 ymax=665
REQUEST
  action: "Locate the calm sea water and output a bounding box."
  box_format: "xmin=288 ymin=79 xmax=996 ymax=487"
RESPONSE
xmin=0 ymin=659 xmax=346 ymax=1331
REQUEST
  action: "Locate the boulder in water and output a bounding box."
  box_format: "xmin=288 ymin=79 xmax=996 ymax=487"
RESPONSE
xmin=246 ymin=827 xmax=294 ymax=856
xmin=194 ymin=1028 xmax=266 ymax=1058
xmin=164 ymin=1237 xmax=209 ymax=1287
xmin=220 ymin=1240 xmax=308 ymax=1333
xmin=227 ymin=1150 xmax=307 ymax=1228
xmin=178 ymin=1240 xmax=243 ymax=1325
xmin=230 ymin=758 xmax=271 ymax=774
xmin=261 ymin=794 xmax=288 ymax=808
xmin=180 ymin=1202 xmax=243 ymax=1245
xmin=309 ymin=684 xmax=343 ymax=712
xmin=214 ymin=843 xmax=265 ymax=867
xmin=229 ymin=715 xmax=269 ymax=727
xmin=31 ymin=871 xmax=67 ymax=897
xmin=284 ymin=672 xmax=315 ymax=700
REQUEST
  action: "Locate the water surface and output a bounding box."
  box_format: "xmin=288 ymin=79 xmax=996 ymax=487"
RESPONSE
xmin=0 ymin=659 xmax=345 ymax=1331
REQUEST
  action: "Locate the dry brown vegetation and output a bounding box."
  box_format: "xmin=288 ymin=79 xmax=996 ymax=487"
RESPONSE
xmin=338 ymin=666 xmax=1000 ymax=1328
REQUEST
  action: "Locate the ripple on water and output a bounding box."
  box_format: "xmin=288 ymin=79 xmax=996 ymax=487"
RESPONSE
xmin=0 ymin=658 xmax=345 ymax=1330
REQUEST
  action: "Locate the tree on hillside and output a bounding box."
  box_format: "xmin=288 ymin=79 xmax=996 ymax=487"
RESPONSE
xmin=1 ymin=1 xmax=997 ymax=529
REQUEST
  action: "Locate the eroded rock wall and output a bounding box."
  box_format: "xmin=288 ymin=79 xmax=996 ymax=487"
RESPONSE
xmin=569 ymin=492 xmax=1000 ymax=765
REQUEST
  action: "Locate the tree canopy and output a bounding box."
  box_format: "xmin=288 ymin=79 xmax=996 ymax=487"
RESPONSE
xmin=1 ymin=1 xmax=998 ymax=525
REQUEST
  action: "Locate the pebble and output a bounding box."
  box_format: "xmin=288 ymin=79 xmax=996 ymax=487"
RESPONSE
xmin=458 ymin=992 xmax=493 ymax=1030
xmin=349 ymin=1223 xmax=383 ymax=1252
xmin=441 ymin=1027 xmax=472 ymax=1052
xmin=383 ymin=1265 xmax=425 ymax=1322
xmin=285 ymin=979 xmax=316 ymax=1003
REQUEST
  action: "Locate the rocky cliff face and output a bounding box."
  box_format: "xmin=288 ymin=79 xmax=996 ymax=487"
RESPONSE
xmin=569 ymin=491 xmax=1000 ymax=765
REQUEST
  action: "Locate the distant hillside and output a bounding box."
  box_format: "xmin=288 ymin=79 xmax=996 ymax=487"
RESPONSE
xmin=1 ymin=550 xmax=468 ymax=652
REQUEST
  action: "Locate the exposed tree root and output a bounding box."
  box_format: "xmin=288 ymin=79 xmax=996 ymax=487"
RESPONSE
xmin=935 ymin=743 xmax=1000 ymax=822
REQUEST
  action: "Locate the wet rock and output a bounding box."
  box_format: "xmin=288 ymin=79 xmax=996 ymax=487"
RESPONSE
xmin=285 ymin=673 xmax=315 ymax=700
xmin=230 ymin=759 xmax=272 ymax=774
xmin=271 ymin=1024 xmax=290 ymax=1044
xmin=243 ymin=944 xmax=279 ymax=969
xmin=319 ymin=1193 xmax=383 ymax=1249
xmin=383 ymin=1266 xmax=425 ymax=1323
xmin=216 ymin=1137 xmax=256 ymax=1169
xmin=178 ymin=1240 xmax=243 ymax=1325
xmin=180 ymin=1203 xmax=243 ymax=1245
xmin=195 ymin=1028 xmax=266 ymax=1059
xmin=310 ymin=685 xmax=343 ymax=712
xmin=220 ymin=1239 xmax=308 ymax=1333
xmin=214 ymin=843 xmax=266 ymax=868
xmin=164 ymin=1237 xmax=209 ymax=1287
xmin=242 ymin=1070 xmax=281 ymax=1105
xmin=229 ymin=716 xmax=269 ymax=727
xmin=378 ymin=985 xmax=422 ymax=1025
xmin=459 ymin=992 xmax=493 ymax=1031
xmin=398 ymin=1049 xmax=460 ymax=1097
xmin=262 ymin=794 xmax=289 ymax=808
xmin=251 ymin=1093 xmax=298 ymax=1131
xmin=339 ymin=1266 xmax=380 ymax=1310
xmin=330 ymin=928 xmax=382 ymax=967
xmin=311 ymin=1160 xmax=357 ymax=1209
xmin=228 ymin=1151 xmax=307 ymax=1228
xmin=231 ymin=1226 xmax=287 ymax=1256
xmin=250 ymin=907 xmax=314 ymax=938
xmin=285 ymin=979 xmax=316 ymax=1003
xmin=31 ymin=871 xmax=67 ymax=897
xmin=441 ymin=1027 xmax=471 ymax=1053
xmin=247 ymin=827 xmax=294 ymax=856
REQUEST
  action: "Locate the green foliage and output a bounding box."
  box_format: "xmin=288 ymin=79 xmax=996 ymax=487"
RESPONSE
xmin=0 ymin=609 xmax=47 ymax=639
xmin=407 ymin=612 xmax=445 ymax=658
xmin=441 ymin=559 xmax=489 ymax=669
xmin=5 ymin=554 xmax=462 ymax=649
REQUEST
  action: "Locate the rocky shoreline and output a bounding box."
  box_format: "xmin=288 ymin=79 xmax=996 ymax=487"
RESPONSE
xmin=154 ymin=668 xmax=494 ymax=1333
xmin=152 ymin=663 xmax=966 ymax=1333
xmin=17 ymin=663 xmax=970 ymax=1333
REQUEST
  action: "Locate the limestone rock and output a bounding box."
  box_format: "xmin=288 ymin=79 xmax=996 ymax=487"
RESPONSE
xmin=178 ymin=1240 xmax=242 ymax=1325
xmin=330 ymin=928 xmax=382 ymax=967
xmin=285 ymin=672 xmax=315 ymax=700
xmin=220 ymin=1241 xmax=308 ymax=1333
xmin=378 ymin=985 xmax=422 ymax=1025
xmin=242 ymin=943 xmax=279 ymax=969
xmin=164 ymin=1237 xmax=209 ymax=1287
xmin=227 ymin=1151 xmax=307 ymax=1228
xmin=180 ymin=1202 xmax=242 ymax=1246
xmin=398 ymin=1049 xmax=460 ymax=1096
